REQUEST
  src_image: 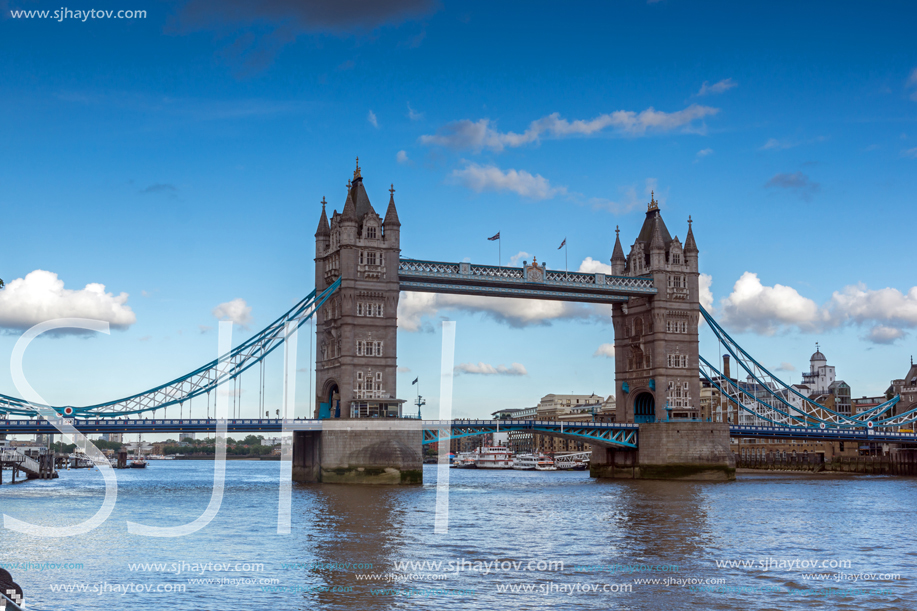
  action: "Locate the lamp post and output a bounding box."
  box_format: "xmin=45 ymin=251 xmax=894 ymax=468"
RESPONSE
xmin=415 ymin=395 xmax=426 ymax=419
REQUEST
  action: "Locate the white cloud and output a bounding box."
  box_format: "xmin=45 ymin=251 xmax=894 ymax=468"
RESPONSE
xmin=717 ymin=274 xmax=917 ymax=344
xmin=367 ymin=109 xmax=378 ymax=128
xmin=419 ymin=104 xmax=719 ymax=152
xmin=699 ymin=273 xmax=713 ymax=311
xmin=695 ymin=148 xmax=713 ymax=160
xmin=902 ymin=147 xmax=917 ymax=158
xmin=396 ymin=150 xmax=411 ymax=164
xmin=509 ymin=251 xmax=532 ymax=266
xmin=451 ymin=163 xmax=567 ymax=200
xmin=578 ymin=257 xmax=611 ymax=274
xmin=212 ymin=298 xmax=253 ymax=329
xmin=866 ymin=325 xmax=906 ymax=344
xmin=455 ymin=361 xmax=528 ymax=376
xmin=397 ymin=366 xmax=412 ymax=373
xmin=593 ymin=343 xmax=615 ymax=358
xmin=827 ymin=284 xmax=917 ymax=329
xmin=775 ymin=362 xmax=796 ymax=372
xmin=407 ymin=103 xmax=423 ymax=121
xmin=398 ymin=291 xmax=607 ymax=331
xmin=696 ymin=78 xmax=737 ymax=96
xmin=0 ymin=270 xmax=136 ymax=333
xmin=719 ymin=272 xmax=826 ymax=335
xmin=199 ymin=325 xmax=212 ymax=334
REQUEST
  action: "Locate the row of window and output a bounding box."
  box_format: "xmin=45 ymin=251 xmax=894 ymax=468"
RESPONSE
xmin=356 ymin=340 xmax=384 ymax=357
xmin=356 ymin=302 xmax=384 ymax=317
xmin=666 ymin=320 xmax=689 ymax=333
xmin=667 ymin=354 xmax=688 ymax=368
xmin=667 ymin=274 xmax=686 ymax=288
xmin=355 ymin=371 xmax=385 ymax=399
xmin=667 ymin=381 xmax=691 ymax=408
xmin=358 ymin=251 xmax=381 ymax=266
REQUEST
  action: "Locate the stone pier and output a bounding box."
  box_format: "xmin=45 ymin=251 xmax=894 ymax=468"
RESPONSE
xmin=292 ymin=420 xmax=422 ymax=485
xmin=591 ymin=422 xmax=735 ymax=481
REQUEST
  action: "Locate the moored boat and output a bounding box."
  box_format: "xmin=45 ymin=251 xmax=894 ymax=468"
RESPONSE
xmin=473 ymin=446 xmax=513 ymax=469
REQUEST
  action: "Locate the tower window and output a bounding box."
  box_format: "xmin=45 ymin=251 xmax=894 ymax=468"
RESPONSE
xmin=366 ymin=226 xmax=377 ymax=239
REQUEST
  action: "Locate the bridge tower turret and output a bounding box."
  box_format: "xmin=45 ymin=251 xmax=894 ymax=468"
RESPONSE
xmin=595 ymin=195 xmax=732 ymax=480
xmin=610 ymin=226 xmax=626 ymax=276
xmin=613 ymin=192 xmax=701 ymax=425
xmin=313 ymin=159 xmax=403 ymax=420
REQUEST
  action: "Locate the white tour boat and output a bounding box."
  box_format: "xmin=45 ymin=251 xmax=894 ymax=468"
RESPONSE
xmin=473 ymin=446 xmax=514 ymax=469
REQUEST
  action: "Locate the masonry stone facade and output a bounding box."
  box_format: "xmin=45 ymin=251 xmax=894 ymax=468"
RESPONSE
xmin=611 ymin=193 xmax=701 ymax=424
xmin=313 ymin=160 xmax=404 ymax=419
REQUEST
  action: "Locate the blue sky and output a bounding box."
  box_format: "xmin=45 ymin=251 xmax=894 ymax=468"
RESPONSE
xmin=1 ymin=0 xmax=915 ymax=422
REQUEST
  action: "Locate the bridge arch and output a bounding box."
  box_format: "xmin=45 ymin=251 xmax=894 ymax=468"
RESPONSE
xmin=633 ymin=392 xmax=655 ymax=423
xmin=319 ymin=380 xmax=341 ymax=419
xmin=422 ymin=422 xmax=638 ymax=450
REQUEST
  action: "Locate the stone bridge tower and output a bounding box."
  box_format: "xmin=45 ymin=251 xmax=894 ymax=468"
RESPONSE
xmin=610 ymin=192 xmax=701 ymax=424
xmin=313 ymin=159 xmax=404 ymax=419
xmin=596 ymin=194 xmax=733 ymax=480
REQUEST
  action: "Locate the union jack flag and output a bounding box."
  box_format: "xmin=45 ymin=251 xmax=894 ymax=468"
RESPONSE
xmin=488 ymin=232 xmax=500 ymax=241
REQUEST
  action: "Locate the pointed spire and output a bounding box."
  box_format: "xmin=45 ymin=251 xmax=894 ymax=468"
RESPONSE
xmin=611 ymin=225 xmax=625 ymax=262
xmin=383 ymin=183 xmax=401 ymax=227
xmin=650 ymin=218 xmax=665 ymax=251
xmin=341 ymin=183 xmax=357 ymax=223
xmin=684 ymin=214 xmax=698 ymax=253
xmin=315 ymin=196 xmax=330 ymax=237
xmin=353 ymin=156 xmax=362 ymax=181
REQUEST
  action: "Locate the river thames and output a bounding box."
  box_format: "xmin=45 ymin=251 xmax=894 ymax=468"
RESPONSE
xmin=1 ymin=462 xmax=913 ymax=610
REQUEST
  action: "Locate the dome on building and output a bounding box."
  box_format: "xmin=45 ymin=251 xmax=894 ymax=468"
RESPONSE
xmin=810 ymin=346 xmax=826 ymax=362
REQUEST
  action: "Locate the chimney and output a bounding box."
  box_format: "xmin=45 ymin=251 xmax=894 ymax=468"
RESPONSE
xmin=723 ymin=354 xmax=731 ymax=379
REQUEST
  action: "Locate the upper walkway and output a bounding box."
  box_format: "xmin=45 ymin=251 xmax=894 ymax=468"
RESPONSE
xmin=398 ymin=259 xmax=656 ymax=304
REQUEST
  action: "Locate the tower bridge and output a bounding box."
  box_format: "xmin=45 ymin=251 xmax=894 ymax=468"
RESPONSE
xmin=0 ymin=160 xmax=912 ymax=484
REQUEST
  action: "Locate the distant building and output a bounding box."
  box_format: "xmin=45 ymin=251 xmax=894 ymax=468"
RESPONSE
xmin=535 ymin=393 xmax=613 ymax=454
xmin=179 ymin=432 xmax=195 ymax=442
xmin=103 ymin=433 xmax=123 ymax=443
xmin=888 ymin=358 xmax=917 ymax=422
xmin=801 ymin=345 xmax=835 ymax=393
xmin=493 ymin=406 xmax=537 ymax=454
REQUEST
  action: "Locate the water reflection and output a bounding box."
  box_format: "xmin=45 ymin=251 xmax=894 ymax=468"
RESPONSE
xmin=0 ymin=463 xmax=912 ymax=610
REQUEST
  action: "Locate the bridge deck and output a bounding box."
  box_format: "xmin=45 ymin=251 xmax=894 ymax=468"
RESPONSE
xmin=1 ymin=419 xmax=915 ymax=445
xmin=398 ymin=259 xmax=656 ymax=304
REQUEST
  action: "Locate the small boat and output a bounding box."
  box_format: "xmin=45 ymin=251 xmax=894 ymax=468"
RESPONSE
xmin=452 ymin=452 xmax=477 ymax=468
xmin=535 ymin=455 xmax=557 ymax=471
xmin=512 ymin=454 xmax=537 ymax=470
xmin=514 ymin=453 xmax=557 ymax=470
xmin=473 ymin=446 xmax=514 ymax=469
xmin=129 ymin=459 xmax=147 ymax=469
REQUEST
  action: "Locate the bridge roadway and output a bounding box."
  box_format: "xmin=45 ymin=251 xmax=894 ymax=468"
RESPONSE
xmin=2 ymin=419 xmax=916 ymax=446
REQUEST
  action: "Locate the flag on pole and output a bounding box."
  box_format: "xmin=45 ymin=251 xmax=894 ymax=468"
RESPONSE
xmin=558 ymin=238 xmax=566 ymax=249
xmin=412 ymin=377 xmax=419 ymax=385
xmin=488 ymin=232 xmax=500 ymax=241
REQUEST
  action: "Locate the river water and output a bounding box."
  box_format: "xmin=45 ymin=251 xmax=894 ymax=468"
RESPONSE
xmin=1 ymin=462 xmax=914 ymax=610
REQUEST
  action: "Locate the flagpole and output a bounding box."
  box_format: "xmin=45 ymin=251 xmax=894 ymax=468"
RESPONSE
xmin=565 ymin=242 xmax=568 ymax=280
xmin=499 ymin=236 xmax=501 ymax=267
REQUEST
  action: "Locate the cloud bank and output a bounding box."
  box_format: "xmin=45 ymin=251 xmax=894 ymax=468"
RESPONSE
xmin=0 ymin=270 xmax=136 ymax=333
xmin=421 ymin=105 xmax=719 ymax=152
